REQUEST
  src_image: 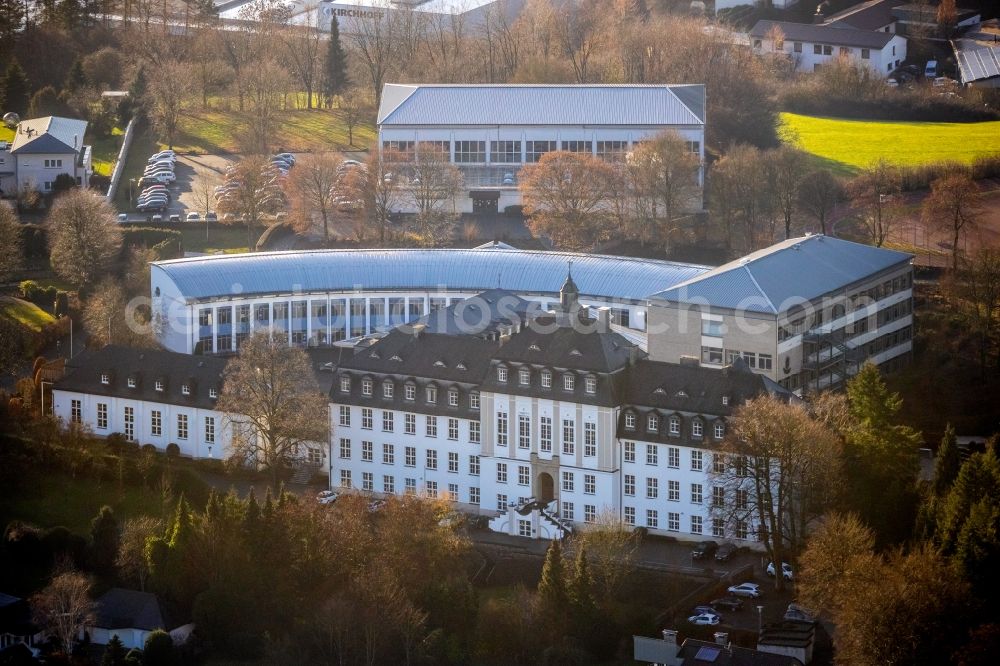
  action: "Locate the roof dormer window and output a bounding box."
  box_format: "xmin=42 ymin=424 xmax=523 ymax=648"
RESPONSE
xmin=624 ymin=412 xmax=636 ymax=430
xmin=182 ymin=384 xmax=190 ymax=396
xmin=647 ymin=415 xmax=659 ymax=432
xmin=669 ymin=416 xmax=681 ymax=435
xmin=585 ymin=376 xmax=596 ymax=394
xmin=340 ymin=376 xmax=351 ymax=393
xmin=519 ymin=368 xmax=530 ymax=385
xmin=722 ymin=396 xmax=729 ymax=406
xmin=426 ymin=386 xmax=437 ymax=403
xmin=362 ymin=379 xmax=373 ymax=396
xmin=127 ymin=377 xmax=136 ymax=388
xmin=563 ymin=374 xmax=575 ymax=391
xmin=383 ymin=381 xmax=394 ymax=399
xmin=155 ymin=380 xmax=164 ymax=391
xmin=529 ymin=344 xmax=541 ymax=352
xmin=100 ymin=373 xmax=109 ymax=385
xmin=448 ymin=389 xmax=458 ymax=407
xmin=405 ymin=383 xmax=416 ymax=401
xmin=497 ymin=367 xmax=508 ymax=383
xmin=541 ymin=370 xmax=552 ymax=388
xmin=209 ymin=388 xmax=218 ymax=399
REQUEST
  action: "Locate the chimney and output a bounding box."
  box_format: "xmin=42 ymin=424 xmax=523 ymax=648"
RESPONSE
xmin=596 ymin=306 xmax=611 ymax=333
xmin=714 ymin=632 xmax=729 ymax=647
xmin=679 ymin=355 xmax=700 ymax=367
xmin=661 ymin=629 xmax=678 ymax=647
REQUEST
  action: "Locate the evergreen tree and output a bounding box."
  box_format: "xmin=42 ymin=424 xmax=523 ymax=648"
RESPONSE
xmin=119 ymin=66 xmax=147 ymax=122
xmin=936 ymin=448 xmax=1000 ymax=591
xmin=168 ymin=494 xmax=194 ymax=549
xmin=90 ymin=505 xmax=120 ymax=578
xmin=27 ymin=85 xmax=70 ymax=118
xmin=243 ymin=487 xmax=261 ymax=537
xmin=537 ymin=539 xmax=568 ymax=619
xmin=568 ymin=545 xmax=594 ymax=614
xmin=935 ymin=423 xmax=961 ymax=496
xmin=0 ymin=0 xmax=26 ymax=50
xmin=321 ymin=16 xmax=348 ymax=107
xmin=2 ymin=59 xmax=30 ymax=116
xmin=101 ymin=635 xmax=127 ymax=666
xmin=64 ymin=58 xmax=87 ymax=94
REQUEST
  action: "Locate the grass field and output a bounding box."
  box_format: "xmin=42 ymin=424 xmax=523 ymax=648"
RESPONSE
xmin=780 ymin=113 xmax=1000 ymax=174
xmin=0 ymin=297 xmax=56 ymax=333
xmin=180 ymin=224 xmax=264 ymax=254
xmin=173 ymin=106 xmax=376 ymax=154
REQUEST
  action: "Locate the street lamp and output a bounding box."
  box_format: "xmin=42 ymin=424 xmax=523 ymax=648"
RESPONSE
xmin=756 ymin=605 xmax=764 ymax=636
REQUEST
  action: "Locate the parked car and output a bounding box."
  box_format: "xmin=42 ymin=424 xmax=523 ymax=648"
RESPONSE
xmin=151 ymin=214 xmax=164 ymax=224
xmin=692 ymin=605 xmax=717 ymax=617
xmin=167 ymin=214 xmax=181 ymax=223
xmin=137 ymin=197 xmax=167 ymax=208
xmin=688 ymin=613 xmax=721 ymax=626
xmin=710 ymin=596 xmax=744 ymax=612
xmin=205 ymin=212 xmax=218 ymax=222
xmin=150 ymin=150 xmax=176 ymax=159
xmin=317 ymin=490 xmax=339 ymax=505
xmin=186 ymin=212 xmax=201 ymax=222
xmin=274 ymin=152 xmax=295 ymax=165
xmin=715 ymin=542 xmax=741 ymax=561
xmin=727 ymin=583 xmax=761 ymax=598
xmin=117 ymin=213 xmax=128 ymax=223
xmin=925 ymin=60 xmax=938 ymax=78
xmin=767 ymin=561 xmax=794 ymax=581
xmin=691 ymin=540 xmax=718 ymax=560
xmin=784 ymin=603 xmax=815 ymax=623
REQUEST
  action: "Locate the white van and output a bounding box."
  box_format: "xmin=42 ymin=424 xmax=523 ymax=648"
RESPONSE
xmin=925 ymin=60 xmax=938 ymax=78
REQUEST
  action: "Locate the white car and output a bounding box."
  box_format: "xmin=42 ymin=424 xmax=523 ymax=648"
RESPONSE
xmin=727 ymin=583 xmax=762 ymax=598
xmin=688 ymin=612 xmax=721 ymax=626
xmin=317 ymin=490 xmax=339 ymax=505
xmin=185 ymin=212 xmax=201 ymax=222
xmin=767 ymin=562 xmax=794 ymax=581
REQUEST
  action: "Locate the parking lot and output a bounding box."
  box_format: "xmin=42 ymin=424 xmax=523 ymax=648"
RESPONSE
xmin=122 ymin=153 xmax=237 ymax=223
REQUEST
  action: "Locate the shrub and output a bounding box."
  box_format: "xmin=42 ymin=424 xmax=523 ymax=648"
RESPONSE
xmin=52 ymin=173 xmax=78 ymax=193
xmin=166 ymin=443 xmax=180 ymax=457
xmin=120 ymin=227 xmax=183 ymax=257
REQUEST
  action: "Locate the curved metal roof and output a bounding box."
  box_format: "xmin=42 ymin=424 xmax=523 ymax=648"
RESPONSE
xmin=152 ymin=248 xmax=710 ymax=303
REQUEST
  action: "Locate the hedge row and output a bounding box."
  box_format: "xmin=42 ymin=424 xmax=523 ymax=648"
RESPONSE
xmin=895 ymin=154 xmax=1000 ymax=192
xmin=19 ymin=281 xmax=69 ymax=316
xmin=781 ymin=86 xmax=1000 ymax=123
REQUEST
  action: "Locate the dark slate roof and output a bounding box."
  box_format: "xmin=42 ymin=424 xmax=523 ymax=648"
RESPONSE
xmin=94 ymin=589 xmax=165 ymax=632
xmin=750 ymin=20 xmax=897 ymax=49
xmin=488 ymin=313 xmax=640 ymax=374
xmin=822 ymin=0 xmax=904 ymax=31
xmin=54 ymin=346 xmax=227 ymax=410
xmin=416 ymin=289 xmax=532 ymax=337
xmin=337 ymin=328 xmax=498 ymax=384
xmin=679 ymin=639 xmax=803 ymax=666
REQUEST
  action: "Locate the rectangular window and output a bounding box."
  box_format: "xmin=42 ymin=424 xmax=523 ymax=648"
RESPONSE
xmin=813 ymin=44 xmax=821 ymax=55
xmin=339 ymin=438 xmax=351 ymax=459
xmin=736 ymin=488 xmax=749 ymax=510
xmin=668 ymin=447 xmax=680 ymax=469
xmin=454 ymin=140 xmax=486 ymax=163
xmin=584 ymin=423 xmax=596 ymax=457
xmin=585 ymin=376 xmax=596 ymax=394
xmin=204 ymin=417 xmax=215 ymax=444
xmin=584 ymin=505 xmax=596 ymax=523
xmin=340 ymin=376 xmax=351 ymax=393
xmin=624 ymin=441 xmax=635 ymax=463
xmin=624 ymin=506 xmax=635 ymax=525
xmin=383 ymin=443 xmax=395 ymax=465
xmin=405 ymin=413 xmax=416 ymax=435
xmin=563 ymin=140 xmax=592 ymax=153
xmin=470 ymin=487 xmax=480 ymax=505
xmin=562 ymin=471 xmax=574 ymax=492
xmin=715 ymin=422 xmax=725 ymax=439
xmin=382 ymin=411 xmax=394 ymax=432
xmin=339 ymin=406 xmax=351 ymax=427
xmin=713 ymin=454 xmax=726 ymax=474
xmin=340 ymin=469 xmax=352 ymax=488
xmin=362 ymin=441 xmax=373 ymax=462
xmin=425 ymin=481 xmax=438 ymax=498
xmin=405 ymin=478 xmax=416 ymax=495
xmin=713 ymin=518 xmax=725 ymax=538
xmin=426 ymin=386 xmax=437 ymax=404
xmin=692 ymin=483 xmax=703 ymax=504
xmin=646 ymin=444 xmax=658 ymax=466
xmin=692 ymin=421 xmax=703 ymax=438
xmin=490 ymin=140 xmax=522 ymax=163
xmin=596 ymin=141 xmax=627 ymax=161
xmin=150 ymin=410 xmax=161 ymax=436
xmin=646 ymin=510 xmax=658 ymax=529
xmin=701 ymin=346 xmax=724 ymax=364
xmin=448 ymin=390 xmax=458 ymax=407
xmin=383 ymin=475 xmax=395 ymax=494
xmin=128 ymin=377 xmax=136 ymax=388
xmin=470 ymin=421 xmax=481 ymax=444
xmin=425 ymin=416 xmax=437 ymax=438
xmin=758 ymin=354 xmax=773 ymax=370
xmin=646 ymin=477 xmax=658 ymax=499
xmin=426 ymin=449 xmax=438 ymax=470
xmin=518 ymin=415 xmax=530 ymax=449
xmin=497 ymin=367 xmax=508 ymax=383
xmin=469 ymin=455 xmax=480 ymax=476
xmin=154 ymin=380 xmax=164 ymax=392
xmin=526 ymin=140 xmax=556 ymax=163
xmin=519 ymin=368 xmax=530 ymax=385
xmin=405 ymin=446 xmax=416 ymax=467
xmin=736 ymin=519 xmax=748 ymax=540
xmin=361 ymin=408 xmax=373 ymax=430
xmin=383 ymin=382 xmax=394 ymax=399
xmin=362 ymin=472 xmax=373 ymax=491
xmin=540 ymin=417 xmax=552 ymax=452
xmin=177 ymin=414 xmax=188 ymax=440
xmin=541 ymin=371 xmax=552 ymax=388
xmin=563 ymin=374 xmax=575 ymax=391
xmin=518 ymin=465 xmax=530 ymax=486
xmin=794 ymin=42 xmax=802 ymax=53
xmin=668 ymin=480 xmax=680 ymax=501
xmin=405 ymin=384 xmax=416 ymax=401
xmin=647 ymin=415 xmax=659 ymax=432
xmin=448 ymin=483 xmax=458 ymax=501
xmin=499 ymin=494 xmax=509 ymax=511
xmin=562 ymin=419 xmax=575 ymax=455
xmin=448 ymin=418 xmax=459 ymax=441
xmin=583 ymin=474 xmax=595 ymax=495
xmin=691 ymin=450 xmax=703 ymax=471
xmin=702 ymin=320 xmax=724 ymax=337
xmin=518 ymin=519 xmax=532 ymax=537
xmin=668 ymin=512 xmax=680 ymax=532
xmin=448 ymin=452 xmax=459 ymax=473
xmin=624 ymin=474 xmax=635 ymax=496
xmin=562 ymin=501 xmax=574 ymax=521
xmin=497 ymin=412 xmax=508 ymax=446
xmin=713 ymin=486 xmax=725 ymax=508
xmin=824 ymin=45 xmax=833 ymax=55
xmin=470 ymin=392 xmax=480 ymax=410
xmin=861 ymin=48 xmax=870 ymax=59
xmin=625 ymin=412 xmax=636 ymax=430
xmin=691 ymin=515 xmax=703 ymax=534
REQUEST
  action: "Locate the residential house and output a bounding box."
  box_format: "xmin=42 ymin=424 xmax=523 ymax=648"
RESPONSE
xmin=88 ymin=588 xmax=193 ymax=650
xmin=0 ymin=116 xmax=92 ymax=197
xmin=0 ymin=593 xmax=42 ymax=655
xmin=634 ymin=629 xmax=804 ymax=665
xmin=750 ymin=19 xmax=908 ymax=75
xmin=953 ymin=20 xmax=1000 ymax=88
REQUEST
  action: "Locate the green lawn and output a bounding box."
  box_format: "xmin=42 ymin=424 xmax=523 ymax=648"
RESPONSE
xmin=780 ymin=112 xmax=1000 ymax=174
xmin=173 ymin=107 xmax=375 ymax=154
xmin=180 ymin=224 xmax=264 ymax=254
xmin=0 ymin=126 xmax=12 ymax=143
xmin=0 ymin=123 xmax=120 ymax=176
xmin=0 ymin=296 xmax=56 ymax=333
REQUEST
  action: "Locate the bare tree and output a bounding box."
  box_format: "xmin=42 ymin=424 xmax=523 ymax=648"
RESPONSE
xmin=767 ymin=145 xmax=809 ymax=239
xmin=520 ymin=150 xmax=616 ymax=251
xmin=348 ymin=0 xmax=400 ymax=108
xmin=572 ymin=510 xmax=638 ymax=599
xmin=950 ymin=249 xmax=1000 ymax=376
xmin=218 ymin=330 xmax=330 ymax=488
xmin=287 ymin=152 xmax=344 ymax=243
xmin=243 ymin=57 xmax=292 ymax=155
xmin=282 ymin=3 xmax=324 ymax=109
xmin=848 ymin=159 xmax=901 ymax=247
xmin=31 ymin=570 xmax=94 ymax=655
xmin=340 ymin=92 xmax=368 ymax=147
xmin=216 ymin=157 xmax=286 ymax=249
xmin=147 ymin=59 xmax=192 ymax=148
xmin=626 ymin=130 xmax=702 ymax=249
xmin=192 ymin=175 xmax=215 ymax=219
xmin=82 ymin=278 xmax=157 ymax=348
xmin=404 ymin=144 xmax=463 ymax=245
xmin=358 ymin=150 xmax=402 ymax=244
xmin=47 ymin=190 xmax=123 ymax=289
xmin=796 ymin=169 xmax=843 ymax=236
xmin=553 ymin=0 xmax=603 ymax=83
xmin=116 ymin=516 xmax=163 ymax=591
xmin=921 ymin=170 xmax=983 ymax=271
xmin=712 ymin=395 xmax=843 ymax=590
xmin=0 ymin=201 xmax=23 ymax=283
xmin=479 ymin=0 xmax=521 ymax=82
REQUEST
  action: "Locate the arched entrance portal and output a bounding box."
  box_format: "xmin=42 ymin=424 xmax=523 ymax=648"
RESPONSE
xmin=537 ymin=472 xmax=554 ymax=504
